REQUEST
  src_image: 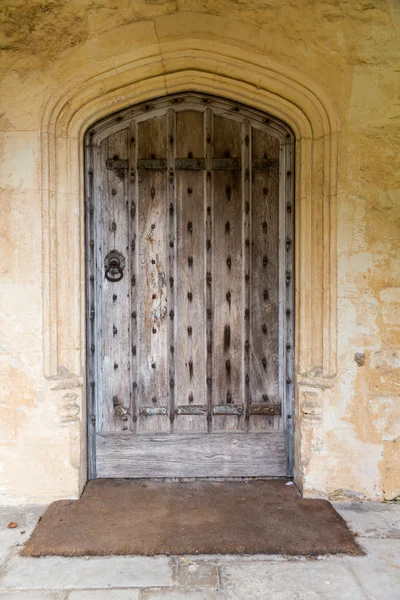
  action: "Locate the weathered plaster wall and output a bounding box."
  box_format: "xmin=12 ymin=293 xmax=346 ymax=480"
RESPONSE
xmin=0 ymin=0 xmax=399 ymax=503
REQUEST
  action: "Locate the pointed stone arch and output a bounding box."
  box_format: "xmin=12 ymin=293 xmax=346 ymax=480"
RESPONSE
xmin=40 ymin=36 xmax=339 ymax=487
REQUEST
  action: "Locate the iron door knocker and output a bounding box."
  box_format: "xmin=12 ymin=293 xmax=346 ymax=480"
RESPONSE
xmin=104 ymin=250 xmax=125 ymax=282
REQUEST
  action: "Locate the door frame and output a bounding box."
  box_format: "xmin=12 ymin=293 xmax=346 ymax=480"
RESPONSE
xmin=84 ymin=92 xmax=295 ymax=479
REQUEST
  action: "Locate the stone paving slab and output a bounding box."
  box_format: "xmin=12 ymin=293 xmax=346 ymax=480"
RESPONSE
xmin=0 ymin=555 xmax=174 ymax=590
xmin=141 ymin=590 xmax=225 ymax=599
xmin=68 ymin=590 xmax=140 ymax=599
xmin=220 ymin=559 xmax=368 ymax=599
xmin=178 ymin=560 xmax=220 ymax=587
xmin=335 ymin=502 xmax=400 ymax=538
xmin=0 ymin=505 xmax=45 ymax=567
xmin=346 ymin=538 xmax=400 ymax=600
xmin=0 ymin=593 xmax=65 ymax=600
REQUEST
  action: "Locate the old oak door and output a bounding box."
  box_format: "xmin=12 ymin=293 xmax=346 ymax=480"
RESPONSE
xmin=85 ymin=94 xmax=294 ymax=479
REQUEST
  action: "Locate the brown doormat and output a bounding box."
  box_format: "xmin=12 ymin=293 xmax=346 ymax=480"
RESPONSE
xmin=22 ymin=479 xmax=361 ymax=557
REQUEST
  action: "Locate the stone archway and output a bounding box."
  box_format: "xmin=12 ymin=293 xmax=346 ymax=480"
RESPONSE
xmin=40 ymin=38 xmax=339 ymax=493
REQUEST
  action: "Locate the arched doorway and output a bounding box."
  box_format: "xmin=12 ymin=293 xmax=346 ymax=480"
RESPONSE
xmin=85 ymin=93 xmax=294 ymax=479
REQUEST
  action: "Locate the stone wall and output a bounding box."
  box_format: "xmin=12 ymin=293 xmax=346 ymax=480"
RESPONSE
xmin=0 ymin=0 xmax=399 ymax=503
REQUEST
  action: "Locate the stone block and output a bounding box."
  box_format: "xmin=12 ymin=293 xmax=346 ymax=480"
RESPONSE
xmin=221 ymin=559 xmax=366 ymax=599
xmin=347 ymin=539 xmax=400 ymax=600
xmin=68 ymin=591 xmax=140 ymax=600
xmin=178 ymin=560 xmax=220 ymax=587
xmin=142 ymin=591 xmax=225 ymax=600
xmin=335 ymin=502 xmax=400 ymax=538
xmin=1 ymin=556 xmax=174 ymax=590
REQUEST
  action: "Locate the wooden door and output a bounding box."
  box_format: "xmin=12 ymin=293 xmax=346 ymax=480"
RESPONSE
xmin=85 ymin=94 xmax=294 ymax=479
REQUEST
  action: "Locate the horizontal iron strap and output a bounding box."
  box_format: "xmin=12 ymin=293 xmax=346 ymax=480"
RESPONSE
xmin=106 ymin=158 xmax=128 ymax=170
xmin=213 ymin=404 xmax=244 ymax=416
xmin=137 ymin=158 xmax=168 ymax=170
xmin=140 ymin=406 xmax=168 ymax=416
xmin=175 ymin=405 xmax=207 ymax=415
xmin=248 ymin=404 xmax=281 ymax=416
xmin=175 ymin=158 xmax=206 ymax=170
xmin=107 ymin=157 xmax=278 ymax=171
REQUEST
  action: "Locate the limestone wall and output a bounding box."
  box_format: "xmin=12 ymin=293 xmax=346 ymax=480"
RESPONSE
xmin=0 ymin=0 xmax=399 ymax=503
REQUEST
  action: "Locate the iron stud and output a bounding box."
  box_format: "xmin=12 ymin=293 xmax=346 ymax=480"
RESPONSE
xmin=262 ymin=324 xmax=267 ymax=334
xmin=226 ymin=256 xmax=232 ymax=269
xmin=187 ymin=221 xmax=193 ymax=233
xmin=169 ymin=310 xmax=174 ymax=319
xmin=225 ymin=359 xmax=231 ymax=371
xmin=263 ymin=290 xmax=268 ymax=301
xmin=151 ymin=362 xmax=156 ymax=369
xmin=113 ymin=326 xmax=117 ymax=335
xmin=188 ymin=291 xmax=193 ymax=301
xmin=187 ymin=326 xmax=192 ymax=336
xmin=188 ymin=256 xmax=193 ymax=267
xmin=227 ymin=392 xmax=232 ymax=403
xmin=114 ymin=363 xmax=118 ymax=369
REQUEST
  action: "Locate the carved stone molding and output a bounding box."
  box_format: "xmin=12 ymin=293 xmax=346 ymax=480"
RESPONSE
xmin=40 ymin=35 xmax=338 ymax=382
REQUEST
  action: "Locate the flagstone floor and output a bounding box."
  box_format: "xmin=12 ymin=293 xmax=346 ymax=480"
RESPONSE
xmin=0 ymin=500 xmax=399 ymax=599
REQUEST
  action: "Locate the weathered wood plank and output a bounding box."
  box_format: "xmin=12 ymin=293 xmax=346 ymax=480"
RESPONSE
xmin=96 ymin=432 xmax=287 ymax=478
xmin=98 ymin=130 xmax=131 ymax=433
xmin=137 ymin=117 xmax=169 ymax=432
xmin=175 ymin=111 xmax=207 ymax=432
xmin=249 ymin=127 xmax=280 ymax=432
xmin=212 ymin=116 xmax=243 ymax=431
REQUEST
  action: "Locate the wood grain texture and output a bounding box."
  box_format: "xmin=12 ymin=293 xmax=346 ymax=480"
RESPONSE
xmin=212 ymin=116 xmax=243 ymax=431
xmin=97 ymin=130 xmax=131 ymax=433
xmin=96 ymin=432 xmax=287 ymax=478
xmin=175 ymin=111 xmax=207 ymax=432
xmin=249 ymin=128 xmax=280 ymax=432
xmin=137 ymin=117 xmax=169 ymax=432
